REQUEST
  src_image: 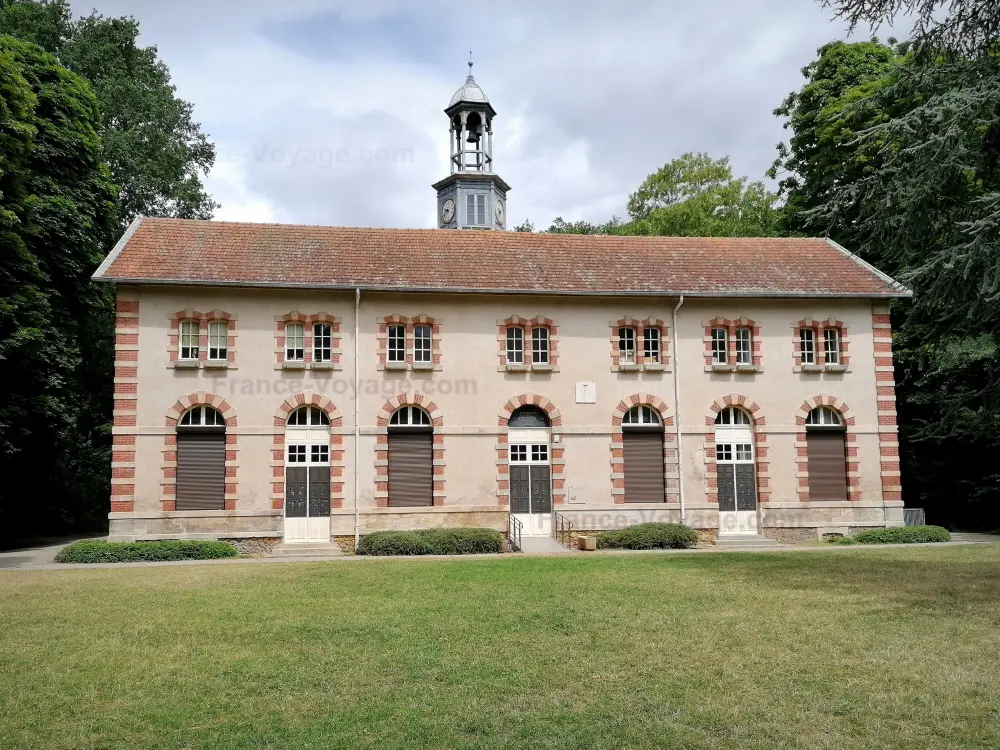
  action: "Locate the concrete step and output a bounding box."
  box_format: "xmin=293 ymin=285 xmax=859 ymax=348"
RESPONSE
xmin=518 ymin=536 xmax=575 ymax=554
xmin=714 ymin=534 xmax=781 ymax=548
xmin=271 ymin=543 xmax=344 ymax=557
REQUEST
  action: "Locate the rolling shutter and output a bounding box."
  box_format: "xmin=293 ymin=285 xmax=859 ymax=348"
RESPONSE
xmin=176 ymin=430 xmax=226 ymax=510
xmin=623 ymin=430 xmax=665 ymax=503
xmin=807 ymin=430 xmax=848 ymax=501
xmin=388 ymin=431 xmax=433 ymax=507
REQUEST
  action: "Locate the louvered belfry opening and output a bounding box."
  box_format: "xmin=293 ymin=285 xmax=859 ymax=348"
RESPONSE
xmin=805 ymin=406 xmax=849 ymax=502
xmin=387 ymin=406 xmax=434 ymax=507
xmin=175 ymin=406 xmax=226 ymax=511
xmin=621 ymin=406 xmax=665 ymax=503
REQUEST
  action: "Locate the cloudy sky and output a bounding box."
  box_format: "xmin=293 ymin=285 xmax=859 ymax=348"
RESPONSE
xmin=70 ymin=0 xmax=900 ymax=229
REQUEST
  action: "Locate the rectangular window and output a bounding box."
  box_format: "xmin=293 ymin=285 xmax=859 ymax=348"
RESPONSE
xmin=179 ymin=320 xmax=199 ymax=360
xmin=532 ymin=326 xmax=549 ymax=364
xmin=711 ymin=328 xmax=728 ymax=364
xmin=643 ymin=327 xmax=660 ymax=363
xmin=413 ymin=324 xmax=432 ymax=363
xmin=531 ymin=444 xmax=548 ymax=462
xmin=735 ymin=327 xmax=752 ymax=365
xmin=506 ymin=327 xmax=523 ymax=364
xmin=716 ymin=443 xmax=733 ymax=462
xmin=510 ymin=445 xmax=527 ymax=462
xmin=208 ymin=320 xmax=227 ymax=361
xmin=619 ymin=327 xmax=636 ymax=364
xmin=285 ymin=323 xmax=304 ymax=361
xmin=824 ymin=328 xmax=840 ymax=365
xmin=310 ymin=444 xmax=329 ymax=464
xmin=288 ymin=445 xmax=306 ymax=463
xmin=800 ymin=328 xmax=816 ymax=365
xmin=313 ymin=322 xmax=332 ymax=362
xmin=466 ymin=193 xmax=487 ymax=225
xmin=387 ymin=324 xmax=405 ymax=363
xmin=735 ymin=444 xmax=753 ymax=461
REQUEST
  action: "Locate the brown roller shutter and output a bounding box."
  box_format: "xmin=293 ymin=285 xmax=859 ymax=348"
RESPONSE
xmin=623 ymin=430 xmax=665 ymax=503
xmin=176 ymin=430 xmax=226 ymax=510
xmin=388 ymin=431 xmax=433 ymax=507
xmin=807 ymin=430 xmax=848 ymax=501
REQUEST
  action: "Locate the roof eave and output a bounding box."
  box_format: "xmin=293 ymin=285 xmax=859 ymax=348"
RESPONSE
xmin=824 ymin=238 xmax=913 ymax=297
xmin=92 ymin=215 xmax=144 ymax=280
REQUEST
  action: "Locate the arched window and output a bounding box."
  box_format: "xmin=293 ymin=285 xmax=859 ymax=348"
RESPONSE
xmin=714 ymin=406 xmax=757 ymax=534
xmin=508 ymin=405 xmax=550 ymax=429
xmin=287 ymin=406 xmax=330 ymax=427
xmin=622 ymin=405 xmax=665 ymax=503
xmin=176 ymin=406 xmax=226 ymax=510
xmin=805 ymin=406 xmax=848 ymax=501
xmin=387 ymin=406 xmax=433 ymax=507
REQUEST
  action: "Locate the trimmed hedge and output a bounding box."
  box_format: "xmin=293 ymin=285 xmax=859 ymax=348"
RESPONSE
xmin=56 ymin=540 xmax=240 ymax=563
xmin=595 ymin=523 xmax=699 ymax=550
xmin=356 ymin=528 xmax=505 ymax=556
xmin=851 ymin=525 xmax=951 ymax=545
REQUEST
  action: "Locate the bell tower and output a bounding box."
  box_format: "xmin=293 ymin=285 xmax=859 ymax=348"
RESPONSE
xmin=433 ymin=56 xmax=510 ymax=230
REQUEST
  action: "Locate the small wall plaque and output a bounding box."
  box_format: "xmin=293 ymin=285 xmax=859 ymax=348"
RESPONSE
xmin=575 ymin=381 xmax=596 ymax=404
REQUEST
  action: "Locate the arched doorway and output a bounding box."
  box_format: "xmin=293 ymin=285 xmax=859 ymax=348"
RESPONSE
xmin=284 ymin=406 xmax=331 ymax=543
xmin=805 ymin=406 xmax=848 ymax=501
xmin=176 ymin=405 xmax=227 ymax=511
xmin=621 ymin=405 xmax=666 ymax=503
xmin=715 ymin=406 xmax=758 ymax=534
xmin=508 ymin=405 xmax=552 ymax=536
xmin=388 ymin=406 xmax=434 ymax=507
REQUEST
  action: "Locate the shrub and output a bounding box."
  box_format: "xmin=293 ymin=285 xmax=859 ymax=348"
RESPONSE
xmin=56 ymin=540 xmax=239 ymax=563
xmin=595 ymin=523 xmax=699 ymax=550
xmin=851 ymin=525 xmax=951 ymax=545
xmin=356 ymin=528 xmax=505 ymax=556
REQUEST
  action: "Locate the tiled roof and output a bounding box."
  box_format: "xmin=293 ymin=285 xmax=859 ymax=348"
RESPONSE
xmin=93 ymin=217 xmax=910 ymax=298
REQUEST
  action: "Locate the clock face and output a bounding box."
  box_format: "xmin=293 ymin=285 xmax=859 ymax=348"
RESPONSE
xmin=494 ymin=199 xmax=504 ymax=224
xmin=441 ymin=198 xmax=455 ymax=223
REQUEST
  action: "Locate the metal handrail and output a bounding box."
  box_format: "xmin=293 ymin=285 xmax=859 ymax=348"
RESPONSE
xmin=553 ymin=511 xmax=574 ymax=548
xmin=508 ymin=514 xmax=522 ymax=552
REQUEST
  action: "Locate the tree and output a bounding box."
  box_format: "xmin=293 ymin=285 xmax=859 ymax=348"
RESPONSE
xmin=0 ymin=36 xmax=117 ymax=538
xmin=625 ymin=153 xmax=780 ymax=237
xmin=0 ymin=1 xmax=218 ymax=230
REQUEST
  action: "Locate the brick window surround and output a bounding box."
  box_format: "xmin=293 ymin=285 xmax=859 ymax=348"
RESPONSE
xmin=792 ymin=317 xmax=851 ymax=372
xmin=872 ymin=304 xmax=901 ymax=502
xmin=111 ymin=292 xmax=139 ymax=513
xmin=168 ymin=309 xmax=238 ymax=369
xmin=610 ymin=394 xmax=678 ymax=504
xmin=702 ymin=317 xmax=761 ymax=372
xmin=274 ymin=312 xmax=342 ymax=369
xmin=375 ymin=394 xmax=445 ymax=506
xmin=270 ymin=393 xmax=345 ymax=511
xmin=497 ymin=315 xmax=560 ymax=371
xmin=496 ymin=394 xmax=564 ymax=506
xmin=795 ymin=395 xmax=860 ymax=501
xmin=703 ymin=395 xmax=770 ymax=504
xmin=162 ymin=393 xmax=239 ymax=511
xmin=609 ymin=317 xmax=670 ymax=371
xmin=377 ymin=315 xmax=442 ymax=371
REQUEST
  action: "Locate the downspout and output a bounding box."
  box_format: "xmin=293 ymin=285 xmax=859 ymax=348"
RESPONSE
xmin=672 ymin=295 xmax=686 ymax=526
xmin=353 ymin=287 xmax=361 ymax=548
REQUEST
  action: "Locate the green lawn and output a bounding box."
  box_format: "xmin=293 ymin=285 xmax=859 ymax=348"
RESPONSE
xmin=2 ymin=547 xmax=1000 ymax=749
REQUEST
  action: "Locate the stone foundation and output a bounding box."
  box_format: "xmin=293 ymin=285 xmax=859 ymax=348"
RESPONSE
xmin=221 ymin=537 xmax=279 ymax=555
xmin=333 ymin=535 xmax=356 ymax=554
xmin=695 ymin=528 xmax=718 ymax=546
xmin=762 ymin=527 xmax=816 ymax=544
xmin=108 ymin=510 xmax=281 ymax=541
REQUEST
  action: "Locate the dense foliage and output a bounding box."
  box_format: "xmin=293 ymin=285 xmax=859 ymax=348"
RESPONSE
xmin=850 ymin=525 xmax=952 ymax=544
xmin=0 ymin=1 xmax=217 ymax=540
xmin=55 ymin=539 xmax=239 ymax=563
xmin=595 ymin=523 xmax=699 ymax=550
xmin=356 ymin=528 xmax=506 ymax=556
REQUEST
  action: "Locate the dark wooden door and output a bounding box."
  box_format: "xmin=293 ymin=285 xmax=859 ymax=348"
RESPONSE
xmin=176 ymin=430 xmax=226 ymax=510
xmin=510 ymin=465 xmax=530 ymax=513
xmin=735 ymin=464 xmax=757 ymax=510
xmin=807 ymin=430 xmax=848 ymax=501
xmin=308 ymin=466 xmax=331 ymax=517
xmin=388 ymin=431 xmax=433 ymax=507
xmin=717 ymin=464 xmax=737 ymax=512
xmin=285 ymin=467 xmax=307 ymax=517
xmin=529 ymin=466 xmax=552 ymax=514
xmin=623 ymin=430 xmax=665 ymax=503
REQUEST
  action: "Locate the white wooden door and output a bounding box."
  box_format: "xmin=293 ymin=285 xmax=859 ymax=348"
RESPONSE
xmin=716 ymin=418 xmax=758 ymax=536
xmin=509 ymin=434 xmax=552 ymax=537
xmin=284 ymin=441 xmax=331 ymax=544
